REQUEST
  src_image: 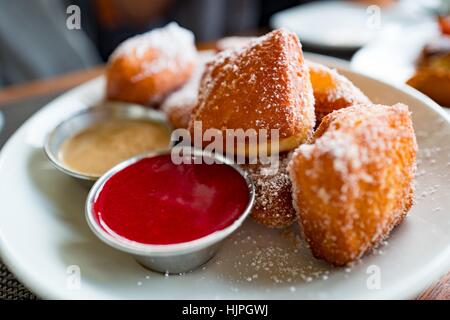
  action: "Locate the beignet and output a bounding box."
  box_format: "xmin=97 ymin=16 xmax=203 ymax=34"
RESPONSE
xmin=289 ymin=104 xmax=417 ymax=266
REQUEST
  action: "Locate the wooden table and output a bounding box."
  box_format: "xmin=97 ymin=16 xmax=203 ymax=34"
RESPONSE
xmin=0 ymin=67 xmax=448 ymax=300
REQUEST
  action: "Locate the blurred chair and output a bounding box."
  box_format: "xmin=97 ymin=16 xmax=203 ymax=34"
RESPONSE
xmin=0 ymin=0 xmax=101 ymax=87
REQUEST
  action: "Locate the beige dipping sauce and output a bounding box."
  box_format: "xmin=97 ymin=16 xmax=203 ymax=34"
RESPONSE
xmin=59 ymin=119 xmax=171 ymax=176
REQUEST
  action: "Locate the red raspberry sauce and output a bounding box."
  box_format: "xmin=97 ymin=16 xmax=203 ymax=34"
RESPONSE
xmin=93 ymin=154 xmax=249 ymax=244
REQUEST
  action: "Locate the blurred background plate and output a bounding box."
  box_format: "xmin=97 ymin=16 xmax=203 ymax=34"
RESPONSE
xmin=351 ymin=22 xmax=440 ymax=84
xmin=270 ymin=0 xmax=433 ymax=50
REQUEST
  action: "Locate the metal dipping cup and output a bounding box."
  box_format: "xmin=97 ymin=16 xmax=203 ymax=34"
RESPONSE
xmin=85 ymin=148 xmax=255 ymax=274
xmin=44 ymin=101 xmax=171 ymax=188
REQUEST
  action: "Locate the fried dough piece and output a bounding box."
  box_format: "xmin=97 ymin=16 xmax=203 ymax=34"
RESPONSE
xmin=161 ymin=51 xmax=215 ymax=129
xmin=189 ymin=29 xmax=315 ymax=156
xmin=407 ymin=67 xmax=450 ymax=107
xmin=307 ymin=61 xmax=371 ymax=125
xmin=106 ymin=23 xmax=197 ymax=106
xmin=241 ymin=153 xmax=296 ymax=228
xmin=407 ymin=36 xmax=450 ymax=107
xmin=289 ymin=104 xmax=417 ymax=266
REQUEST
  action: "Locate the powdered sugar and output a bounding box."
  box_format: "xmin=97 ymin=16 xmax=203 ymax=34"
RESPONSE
xmin=161 ymin=51 xmax=215 ymax=127
xmin=289 ymin=103 xmax=417 ymax=265
xmin=307 ymin=61 xmax=371 ymax=124
xmin=110 ymin=22 xmax=197 ymax=80
xmin=242 ymin=153 xmax=296 ymax=228
xmin=191 ymin=28 xmax=315 ymax=142
xmin=215 ymin=36 xmax=256 ymax=51
xmin=204 ymin=225 xmax=331 ymax=286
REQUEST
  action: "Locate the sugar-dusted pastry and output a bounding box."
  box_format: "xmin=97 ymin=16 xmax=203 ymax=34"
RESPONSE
xmin=241 ymin=153 xmax=296 ymax=228
xmin=289 ymin=104 xmax=417 ymax=266
xmin=407 ymin=36 xmax=450 ymax=107
xmin=106 ymin=23 xmax=197 ymax=106
xmin=161 ymin=51 xmax=215 ymax=129
xmin=407 ymin=68 xmax=450 ymax=107
xmin=189 ymin=29 xmax=315 ymax=156
xmin=215 ymin=36 xmax=256 ymax=52
xmin=307 ymin=61 xmax=371 ymax=125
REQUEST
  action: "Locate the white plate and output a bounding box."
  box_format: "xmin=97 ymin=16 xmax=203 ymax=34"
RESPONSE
xmin=1 ymin=57 xmax=450 ymax=299
xmin=351 ymin=22 xmax=439 ymax=84
xmin=270 ymin=0 xmax=432 ymax=50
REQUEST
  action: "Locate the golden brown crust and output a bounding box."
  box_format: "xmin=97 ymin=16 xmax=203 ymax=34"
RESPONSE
xmin=407 ymin=67 xmax=450 ymax=107
xmin=288 ymin=104 xmax=417 ymax=266
xmin=189 ymin=28 xmax=315 ymax=153
xmin=407 ymin=36 xmax=450 ymax=107
xmin=241 ymin=153 xmax=296 ymax=228
xmin=106 ymin=24 xmax=197 ymax=106
xmin=307 ymin=61 xmax=371 ymax=125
